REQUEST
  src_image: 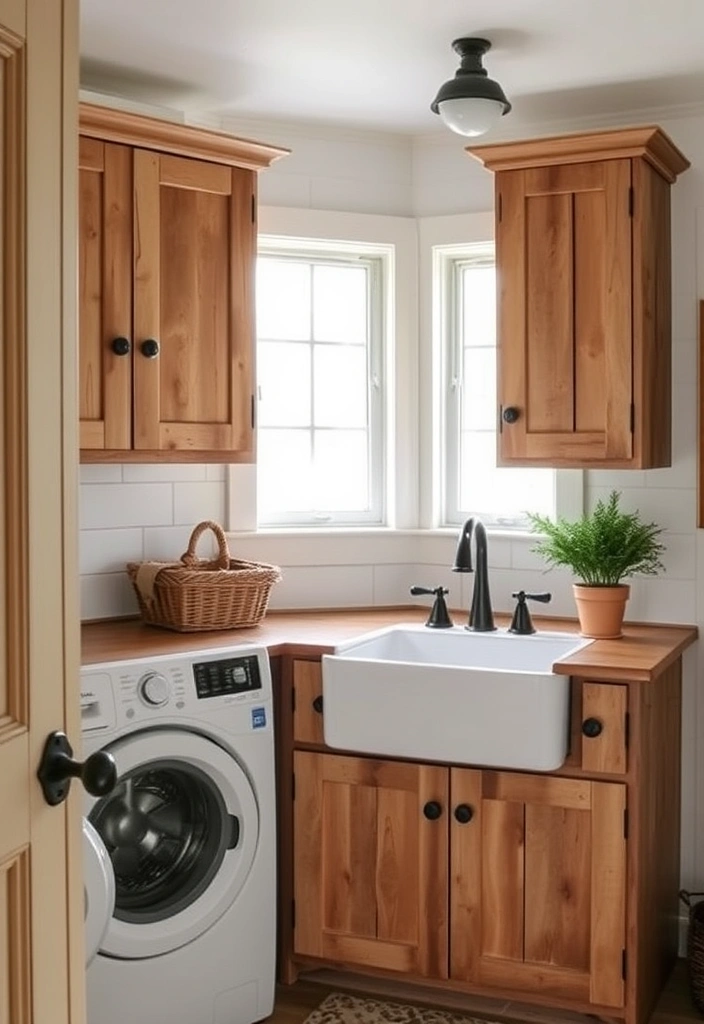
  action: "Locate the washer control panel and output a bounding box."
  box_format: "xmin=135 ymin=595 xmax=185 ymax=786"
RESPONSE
xmin=193 ymin=654 xmax=261 ymax=700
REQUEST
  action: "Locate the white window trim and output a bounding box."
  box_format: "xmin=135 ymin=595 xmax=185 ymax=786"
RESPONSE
xmin=228 ymin=206 xmax=419 ymax=533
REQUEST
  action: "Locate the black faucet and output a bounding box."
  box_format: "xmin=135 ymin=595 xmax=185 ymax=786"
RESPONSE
xmin=452 ymin=517 xmax=496 ymax=632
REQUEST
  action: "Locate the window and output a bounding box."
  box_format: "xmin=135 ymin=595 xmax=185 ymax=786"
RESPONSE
xmin=439 ymin=243 xmax=555 ymax=528
xmin=255 ymin=240 xmax=387 ymax=527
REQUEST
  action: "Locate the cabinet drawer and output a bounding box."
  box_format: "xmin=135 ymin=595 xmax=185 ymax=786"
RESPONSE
xmin=293 ymin=660 xmax=325 ymax=745
xmin=580 ymin=682 xmax=628 ymax=774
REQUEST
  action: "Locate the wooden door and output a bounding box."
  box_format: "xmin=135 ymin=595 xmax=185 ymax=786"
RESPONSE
xmin=133 ymin=149 xmax=256 ymax=457
xmin=1 ymin=1 xmax=82 ymax=1023
xmin=497 ymin=160 xmax=633 ymax=466
xmin=450 ymin=769 xmax=626 ymax=1009
xmin=293 ymin=752 xmax=448 ymax=977
xmin=78 ymin=137 xmax=132 ymax=450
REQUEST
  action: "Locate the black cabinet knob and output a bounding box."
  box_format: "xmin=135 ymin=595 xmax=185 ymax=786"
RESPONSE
xmin=582 ymin=717 xmax=604 ymax=738
xmin=423 ymin=800 xmax=443 ymax=821
xmin=141 ymin=339 xmax=160 ymax=358
xmin=454 ymin=803 xmax=474 ymax=824
xmin=37 ymin=731 xmax=118 ymax=807
xmin=312 ymin=695 xmax=323 ymax=714
xmin=502 ymin=406 xmax=520 ymax=424
xmin=111 ymin=336 xmax=130 ymax=356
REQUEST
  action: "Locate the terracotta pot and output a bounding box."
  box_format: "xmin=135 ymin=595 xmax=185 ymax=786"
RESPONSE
xmin=572 ymin=583 xmax=630 ymax=640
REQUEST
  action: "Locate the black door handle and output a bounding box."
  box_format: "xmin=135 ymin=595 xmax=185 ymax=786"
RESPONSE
xmin=312 ymin=695 xmax=323 ymax=714
xmin=423 ymin=800 xmax=443 ymax=820
xmin=111 ymin=337 xmax=130 ymax=356
xmin=502 ymin=406 xmax=520 ymax=424
xmin=37 ymin=731 xmax=117 ymax=806
xmin=454 ymin=803 xmax=474 ymax=824
xmin=140 ymin=339 xmax=160 ymax=358
xmin=582 ymin=717 xmax=604 ymax=738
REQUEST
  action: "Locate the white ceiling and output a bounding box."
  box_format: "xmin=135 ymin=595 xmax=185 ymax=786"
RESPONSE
xmin=80 ymin=0 xmax=704 ymax=134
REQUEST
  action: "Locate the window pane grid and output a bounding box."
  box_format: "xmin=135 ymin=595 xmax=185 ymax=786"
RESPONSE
xmin=256 ymin=249 xmax=383 ymax=526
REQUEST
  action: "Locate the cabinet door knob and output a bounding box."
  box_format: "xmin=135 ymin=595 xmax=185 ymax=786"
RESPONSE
xmin=582 ymin=717 xmax=604 ymax=738
xmin=454 ymin=803 xmax=474 ymax=824
xmin=423 ymin=800 xmax=443 ymax=821
xmin=111 ymin=337 xmax=130 ymax=356
xmin=312 ymin=695 xmax=323 ymax=714
xmin=37 ymin=731 xmax=117 ymax=806
xmin=141 ymin=339 xmax=160 ymax=358
xmin=502 ymin=406 xmax=520 ymax=424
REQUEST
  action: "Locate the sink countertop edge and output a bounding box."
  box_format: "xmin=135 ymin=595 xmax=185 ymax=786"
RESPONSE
xmin=81 ymin=608 xmax=698 ymax=682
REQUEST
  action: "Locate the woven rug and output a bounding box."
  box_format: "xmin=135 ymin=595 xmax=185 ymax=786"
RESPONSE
xmin=303 ymin=993 xmax=503 ymax=1024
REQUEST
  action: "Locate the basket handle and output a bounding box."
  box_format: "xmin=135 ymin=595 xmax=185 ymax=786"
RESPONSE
xmin=180 ymin=521 xmax=230 ymax=570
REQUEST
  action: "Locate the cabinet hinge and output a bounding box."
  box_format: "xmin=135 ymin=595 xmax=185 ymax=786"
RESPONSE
xmin=622 ymin=948 xmax=628 ymax=979
xmin=251 ymin=393 xmax=256 ymax=429
xmin=292 ymin=899 xmax=296 ymax=930
xmin=292 ymin=773 xmax=296 ymax=801
xmin=251 ymin=193 xmax=256 ymax=223
xmin=630 ymin=402 xmax=635 ymax=433
xmin=498 ymin=404 xmax=504 ymax=434
xmin=624 ymin=710 xmax=630 ymax=749
xmin=498 ymin=192 xmax=503 ymax=223
xmin=628 ymin=186 xmax=634 ymax=217
xmin=623 ymin=808 xmax=629 ymax=840
xmin=291 ymin=686 xmax=296 ymax=712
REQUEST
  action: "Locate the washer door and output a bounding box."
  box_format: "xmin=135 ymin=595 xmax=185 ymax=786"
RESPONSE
xmin=83 ymin=818 xmax=115 ymax=965
xmin=86 ymin=728 xmax=259 ymax=959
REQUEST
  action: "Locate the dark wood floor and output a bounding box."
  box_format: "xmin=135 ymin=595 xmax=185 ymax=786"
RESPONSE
xmin=270 ymin=962 xmax=701 ymax=1024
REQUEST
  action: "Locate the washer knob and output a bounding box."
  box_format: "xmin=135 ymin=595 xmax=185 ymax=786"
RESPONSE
xmin=139 ymin=672 xmax=171 ymax=707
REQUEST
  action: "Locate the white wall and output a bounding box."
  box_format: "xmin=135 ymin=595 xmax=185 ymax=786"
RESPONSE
xmin=79 ymin=104 xmax=704 ymax=891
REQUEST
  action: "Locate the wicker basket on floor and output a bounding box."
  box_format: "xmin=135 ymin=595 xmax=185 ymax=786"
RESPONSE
xmin=127 ymin=520 xmax=282 ymax=632
xmin=680 ymin=890 xmax=704 ymax=1014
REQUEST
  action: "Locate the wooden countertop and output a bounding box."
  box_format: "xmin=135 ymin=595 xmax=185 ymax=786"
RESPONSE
xmin=81 ymin=609 xmax=697 ymax=682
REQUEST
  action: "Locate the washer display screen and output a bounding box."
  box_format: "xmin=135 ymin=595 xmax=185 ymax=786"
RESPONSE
xmin=193 ymin=654 xmax=262 ymax=699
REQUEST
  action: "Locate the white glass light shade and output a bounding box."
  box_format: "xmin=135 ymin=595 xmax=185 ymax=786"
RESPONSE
xmin=436 ymin=97 xmax=506 ymax=137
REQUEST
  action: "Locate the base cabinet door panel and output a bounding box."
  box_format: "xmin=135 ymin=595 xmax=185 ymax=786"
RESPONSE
xmin=450 ymin=769 xmax=627 ymax=1009
xmin=293 ymin=751 xmax=449 ymax=978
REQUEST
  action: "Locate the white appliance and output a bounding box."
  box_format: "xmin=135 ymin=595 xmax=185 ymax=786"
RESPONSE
xmin=80 ymin=644 xmax=276 ymax=1024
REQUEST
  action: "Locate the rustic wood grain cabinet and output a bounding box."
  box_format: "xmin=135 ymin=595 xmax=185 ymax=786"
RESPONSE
xmin=78 ymin=103 xmax=287 ymax=462
xmin=282 ymin=653 xmax=683 ymax=1024
xmin=468 ymin=126 xmax=689 ymax=468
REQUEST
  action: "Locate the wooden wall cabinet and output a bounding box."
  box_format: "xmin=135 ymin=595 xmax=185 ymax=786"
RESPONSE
xmin=468 ymin=126 xmax=690 ymax=468
xmin=78 ymin=104 xmax=287 ymax=462
xmin=283 ymin=655 xmax=682 ymax=1024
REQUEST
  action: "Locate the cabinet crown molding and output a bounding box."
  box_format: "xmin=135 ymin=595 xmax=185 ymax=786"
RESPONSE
xmin=467 ymin=124 xmax=690 ymax=183
xmin=79 ymin=102 xmax=290 ymax=171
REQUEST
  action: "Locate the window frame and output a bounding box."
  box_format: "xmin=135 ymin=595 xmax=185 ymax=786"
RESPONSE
xmin=256 ymin=241 xmax=387 ymax=528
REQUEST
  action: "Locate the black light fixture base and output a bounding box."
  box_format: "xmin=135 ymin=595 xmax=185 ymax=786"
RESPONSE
xmin=431 ymin=36 xmax=511 ymax=117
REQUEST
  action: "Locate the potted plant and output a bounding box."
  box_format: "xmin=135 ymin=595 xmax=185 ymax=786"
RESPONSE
xmin=527 ymin=490 xmax=665 ymax=639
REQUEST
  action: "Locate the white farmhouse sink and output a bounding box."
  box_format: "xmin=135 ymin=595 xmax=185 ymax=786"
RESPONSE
xmin=322 ymin=624 xmax=592 ymax=772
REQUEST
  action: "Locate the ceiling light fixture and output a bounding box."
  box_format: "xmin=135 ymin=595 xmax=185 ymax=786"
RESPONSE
xmin=431 ymin=38 xmax=511 ymax=138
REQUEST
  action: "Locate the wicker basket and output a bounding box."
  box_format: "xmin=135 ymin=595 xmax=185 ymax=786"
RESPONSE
xmin=681 ymin=890 xmax=704 ymax=1014
xmin=127 ymin=520 xmax=282 ymax=632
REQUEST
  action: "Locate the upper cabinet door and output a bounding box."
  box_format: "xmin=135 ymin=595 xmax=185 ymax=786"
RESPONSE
xmin=132 ymin=150 xmax=256 ymax=455
xmin=497 ymin=159 xmax=633 ymax=466
xmin=78 ymin=137 xmax=132 ymax=450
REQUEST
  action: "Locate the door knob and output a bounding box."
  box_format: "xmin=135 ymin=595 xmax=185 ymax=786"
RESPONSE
xmin=454 ymin=803 xmax=474 ymax=824
xmin=502 ymin=406 xmax=520 ymax=424
xmin=312 ymin=695 xmax=323 ymax=714
xmin=423 ymin=800 xmax=443 ymax=820
xmin=140 ymin=339 xmax=160 ymax=358
xmin=37 ymin=731 xmax=117 ymax=807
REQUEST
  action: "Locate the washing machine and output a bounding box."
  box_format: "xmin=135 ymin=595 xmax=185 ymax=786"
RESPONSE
xmin=80 ymin=644 xmax=276 ymax=1024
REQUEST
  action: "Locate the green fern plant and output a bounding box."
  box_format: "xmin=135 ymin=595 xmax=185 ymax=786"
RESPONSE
xmin=526 ymin=491 xmax=665 ymax=587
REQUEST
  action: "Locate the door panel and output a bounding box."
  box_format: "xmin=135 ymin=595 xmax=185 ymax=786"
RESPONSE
xmin=294 ymin=752 xmax=448 ymax=978
xmin=1 ymin=2 xmax=81 ymax=1023
xmin=497 ymin=160 xmax=632 ymax=465
xmin=450 ymin=769 xmax=626 ymax=1008
xmin=78 ymin=138 xmax=132 ymax=450
xmin=133 ymin=149 xmax=255 ymax=455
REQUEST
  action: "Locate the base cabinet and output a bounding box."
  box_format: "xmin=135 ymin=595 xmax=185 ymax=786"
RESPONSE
xmin=293 ymin=752 xmax=626 ymax=1009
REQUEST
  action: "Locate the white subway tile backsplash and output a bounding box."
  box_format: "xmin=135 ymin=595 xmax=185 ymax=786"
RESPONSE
xmin=173 ymin=481 xmax=226 ymax=526
xmin=80 ymin=482 xmax=174 ymax=529
xmin=122 ymin=464 xmax=208 ymax=482
xmin=143 ymin=525 xmax=212 ymax=562
xmin=587 ymin=485 xmax=696 ymax=535
xmin=80 ymin=464 xmax=122 ymax=484
xmin=267 ymin=564 xmax=373 ymax=609
xmin=80 ymin=528 xmax=143 ymax=575
xmin=81 ymin=572 xmax=139 ymax=620
xmin=626 ymin=577 xmax=697 ymax=625
xmin=659 ymin=533 xmax=697 ymax=580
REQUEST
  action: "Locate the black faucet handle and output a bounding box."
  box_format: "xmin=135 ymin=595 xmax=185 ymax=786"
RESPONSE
xmin=508 ymin=591 xmax=552 ymax=635
xmin=410 ymin=585 xmax=454 ymax=629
